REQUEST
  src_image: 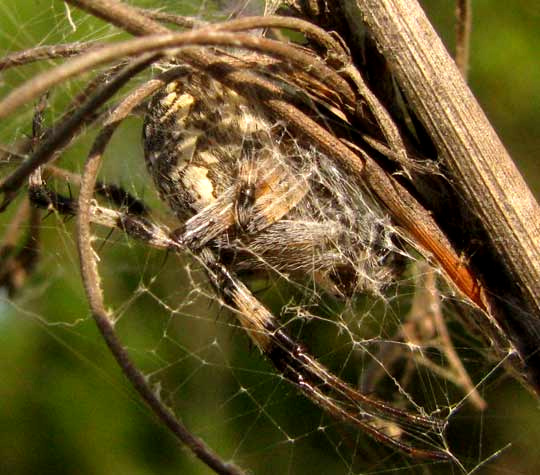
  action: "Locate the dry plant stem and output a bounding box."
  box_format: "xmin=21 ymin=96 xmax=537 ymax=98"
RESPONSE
xmin=408 ymin=265 xmax=487 ymax=410
xmin=426 ymin=274 xmax=487 ymax=411
xmin=67 ymin=0 xmax=351 ymax=80
xmin=0 ymin=32 xmax=353 ymax=125
xmin=75 ymin=89 xmax=244 ymax=475
xmin=211 ymin=16 xmax=348 ymax=60
xmin=361 ymin=263 xmax=487 ymax=411
xmin=139 ymin=7 xmax=348 ymax=61
xmin=344 ymin=0 xmax=540 ymax=392
xmin=64 ymin=0 xmax=352 ymax=101
xmin=0 ymin=42 xmax=103 ymax=71
xmin=455 ymin=0 xmax=471 ymax=79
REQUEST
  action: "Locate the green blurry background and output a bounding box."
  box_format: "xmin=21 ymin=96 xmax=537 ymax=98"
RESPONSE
xmin=0 ymin=1 xmax=539 ymax=474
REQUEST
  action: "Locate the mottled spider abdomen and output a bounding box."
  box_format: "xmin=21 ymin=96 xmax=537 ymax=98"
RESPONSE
xmin=143 ymin=70 xmax=400 ymax=297
xmin=143 ymin=74 xmax=241 ymax=220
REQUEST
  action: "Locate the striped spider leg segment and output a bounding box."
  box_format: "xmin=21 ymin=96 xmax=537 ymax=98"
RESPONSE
xmin=199 ymin=247 xmax=448 ymax=460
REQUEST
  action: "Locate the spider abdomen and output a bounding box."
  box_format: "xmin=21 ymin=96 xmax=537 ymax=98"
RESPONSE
xmin=143 ymin=74 xmax=271 ymax=220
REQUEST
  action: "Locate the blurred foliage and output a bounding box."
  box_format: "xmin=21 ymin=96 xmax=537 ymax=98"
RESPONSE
xmin=0 ymin=1 xmax=539 ymax=474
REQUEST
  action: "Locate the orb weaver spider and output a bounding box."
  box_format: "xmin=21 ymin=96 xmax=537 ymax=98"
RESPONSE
xmin=1 ymin=1 xmax=507 ymax=472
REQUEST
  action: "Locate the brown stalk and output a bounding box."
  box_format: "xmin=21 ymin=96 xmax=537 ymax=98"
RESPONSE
xmin=0 ymin=31 xmax=353 ymax=121
xmin=341 ymin=0 xmax=540 ymax=393
xmin=0 ymin=42 xmax=103 ymax=72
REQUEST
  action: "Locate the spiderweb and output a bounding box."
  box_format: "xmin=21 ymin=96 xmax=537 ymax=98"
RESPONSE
xmin=1 ymin=1 xmax=539 ymax=474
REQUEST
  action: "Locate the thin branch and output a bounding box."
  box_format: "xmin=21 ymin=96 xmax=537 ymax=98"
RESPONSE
xmin=455 ymin=0 xmax=472 ymax=79
xmin=0 ymin=29 xmax=353 ymax=121
xmin=74 ymin=81 xmax=244 ymax=475
xmin=0 ymin=42 xmax=102 ymax=72
xmin=405 ymin=264 xmax=487 ymax=411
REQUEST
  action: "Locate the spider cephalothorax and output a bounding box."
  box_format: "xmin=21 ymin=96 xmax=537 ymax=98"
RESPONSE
xmin=143 ymin=70 xmax=401 ymax=298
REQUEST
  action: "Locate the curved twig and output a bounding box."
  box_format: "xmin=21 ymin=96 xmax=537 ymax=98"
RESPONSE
xmin=75 ymin=79 xmax=244 ymax=475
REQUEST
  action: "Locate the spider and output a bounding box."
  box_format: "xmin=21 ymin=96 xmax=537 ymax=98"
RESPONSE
xmin=2 ymin=1 xmax=498 ymax=470
xmin=16 ymin=65 xmax=451 ymax=462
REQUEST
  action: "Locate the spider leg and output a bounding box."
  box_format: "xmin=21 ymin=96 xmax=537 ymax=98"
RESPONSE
xmin=196 ymin=246 xmax=450 ymax=461
xmin=27 ymin=170 xmax=176 ymax=250
xmin=25 ymin=172 xmax=450 ymax=460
